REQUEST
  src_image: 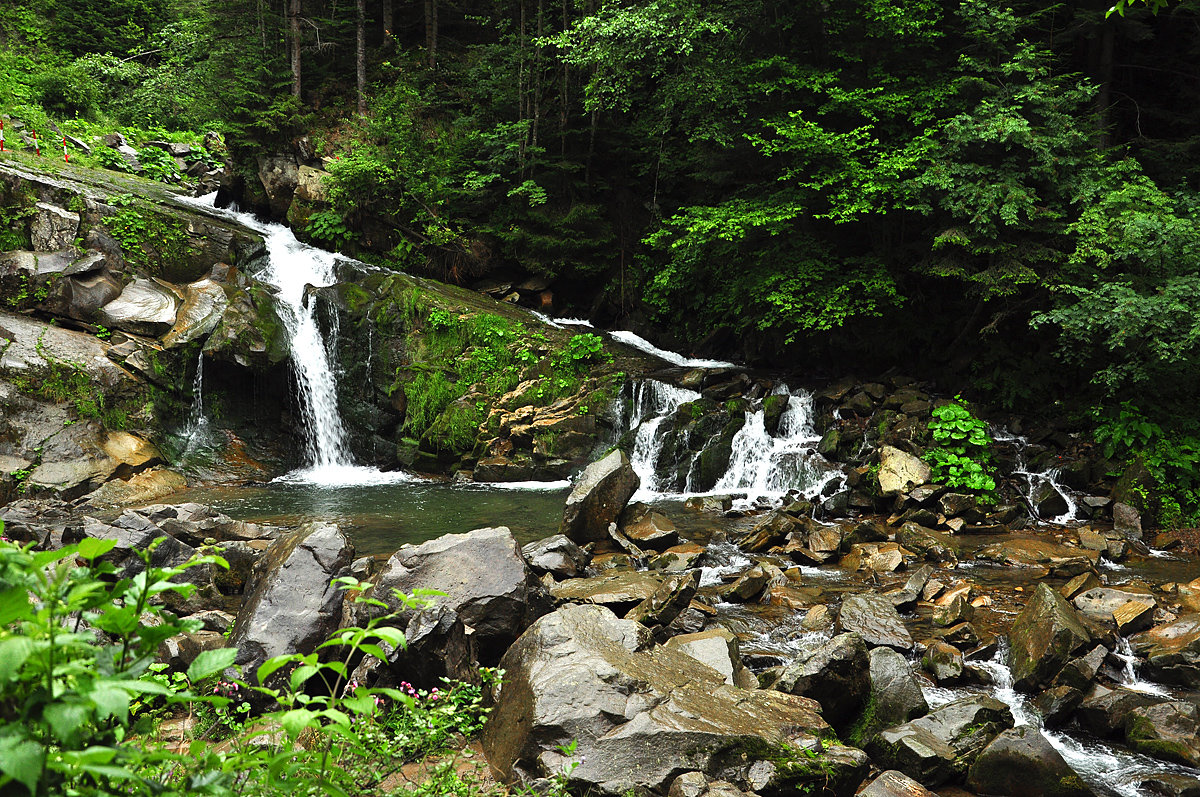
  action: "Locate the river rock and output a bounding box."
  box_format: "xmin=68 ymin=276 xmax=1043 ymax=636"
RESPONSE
xmin=42 ymin=269 xmax=123 ymax=321
xmin=1061 ymin=572 xmax=1102 ymax=600
xmin=922 ymin=640 xmax=965 ymax=684
xmin=1140 ymin=772 xmax=1200 ymax=797
xmin=622 ymin=508 xmax=679 ymax=550
xmin=1113 ymin=501 xmax=1143 ymax=538
xmin=885 ymin=564 xmax=934 ymax=612
xmin=552 ymin=569 xmax=662 ymax=608
xmin=161 ymin=278 xmax=229 ymax=348
xmin=370 ymin=527 xmax=546 ymax=664
xmin=878 ymin=446 xmax=931 ymax=496
xmin=82 ymin=466 xmax=187 ymax=507
xmin=933 ymin=594 xmax=974 ymax=627
xmin=1076 ymin=685 xmax=1167 ymax=738
xmin=30 ymin=202 xmax=79 ymax=251
xmin=667 ymin=772 xmax=758 ymax=797
xmin=976 ymin=538 xmax=1096 ymax=577
xmin=1130 ymin=615 xmax=1200 ymax=688
xmin=482 ymin=603 xmax=869 ymax=796
xmin=859 ymin=770 xmax=937 ymax=797
xmin=1030 ymin=481 xmax=1070 ymax=519
xmin=229 ymin=523 xmax=353 ymax=697
xmin=770 ymin=632 xmax=870 ymax=730
xmin=1125 ymin=701 xmax=1200 ymax=767
xmin=838 ymin=592 xmax=914 ymax=651
xmin=560 ymin=449 xmax=639 ymax=543
xmin=625 ymin=570 xmax=699 ymax=628
xmin=1009 ymin=583 xmax=1092 ymax=691
xmin=98 ymin=277 xmax=179 ymax=336
xmin=864 ymin=696 xmax=1014 ymax=787
xmin=1052 ymin=644 xmax=1108 ymax=692
xmin=522 ymin=534 xmax=587 ymax=578
xmin=663 ymin=628 xmax=757 ymax=689
xmin=895 ymin=522 xmax=958 ymax=564
xmin=1034 ymin=685 xmax=1085 ymax=727
xmin=966 ymin=726 xmax=1090 ymax=797
xmin=850 ymin=647 xmax=930 ymax=746
xmin=256 ymin=154 xmax=300 ymax=218
xmin=651 ymin=542 xmax=706 ymax=572
xmin=135 ymin=502 xmax=273 ymax=547
xmin=1073 ymin=587 xmax=1158 ymax=628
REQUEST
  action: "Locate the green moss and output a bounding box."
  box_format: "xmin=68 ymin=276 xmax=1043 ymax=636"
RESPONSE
xmin=845 ymin=692 xmax=878 ymax=747
xmin=103 ymin=198 xmax=197 ymax=279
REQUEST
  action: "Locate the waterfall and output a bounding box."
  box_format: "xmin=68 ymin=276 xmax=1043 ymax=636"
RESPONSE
xmin=624 ymin=379 xmax=843 ymax=505
xmin=178 ymin=193 xmax=411 ymax=487
xmin=993 ymin=427 xmax=1082 ymax=523
xmin=609 ymin=329 xmax=736 ymax=369
xmin=181 ymin=351 xmax=213 ymax=456
xmin=1114 ymin=637 xmax=1172 ymax=696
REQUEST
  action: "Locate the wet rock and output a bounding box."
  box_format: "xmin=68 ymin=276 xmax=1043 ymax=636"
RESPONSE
xmin=30 ymin=202 xmax=79 ymax=250
xmin=256 ymin=154 xmax=299 ymax=218
xmin=878 ymin=446 xmax=931 ymax=496
xmin=1009 ymin=583 xmax=1092 ymax=691
xmin=976 ymin=538 xmax=1096 ymax=577
xmin=1061 ymin=572 xmax=1102 ymax=600
xmin=966 ymin=726 xmax=1090 ymax=797
xmin=371 ymin=527 xmax=546 ymax=665
xmin=42 ymin=269 xmax=124 ymax=322
xmin=895 ymin=522 xmax=958 ymax=564
xmin=933 ymin=594 xmax=975 ymax=628
xmin=858 ymin=770 xmax=937 ymax=797
xmin=740 ymin=510 xmax=799 ymax=553
xmin=552 ymin=569 xmax=663 ymax=610
xmin=664 ymin=628 xmax=758 ymax=689
xmin=522 ymin=534 xmax=587 ymax=578
xmin=481 ymin=603 xmax=865 ymax=796
xmin=885 ymin=564 xmax=935 ymax=612
xmin=1051 ymin=644 xmax=1107 ymax=692
xmin=668 ymin=772 xmax=759 ymax=797
xmin=82 ymin=467 xmax=187 ymax=507
xmin=161 ymin=278 xmax=229 ymax=348
xmin=864 ymin=696 xmax=1014 ymax=787
xmin=939 ymin=493 xmax=983 ymax=523
xmin=626 ymin=570 xmax=700 ymax=629
xmin=98 ymin=277 xmax=179 ymax=336
xmin=934 ymin=622 xmax=981 ymax=650
xmin=651 ymin=542 xmax=706 ymax=572
xmin=622 ymin=509 xmax=679 ymax=550
xmin=1077 ymin=685 xmax=1167 ymax=738
xmin=770 ymin=632 xmax=870 ymax=730
xmin=720 ymin=563 xmax=777 ymax=602
xmin=1125 ymin=701 xmax=1200 ymax=767
xmin=1034 ymin=685 xmax=1085 ymax=727
xmin=1030 ymin=481 xmax=1070 ymax=519
xmin=560 ymin=450 xmax=639 ymax=543
xmin=848 ymin=647 xmax=929 ymax=747
xmin=1073 ymin=587 xmax=1158 ymax=631
xmin=1140 ymin=772 xmax=1200 ymax=797
xmin=294 ymin=165 xmax=331 ymax=203
xmin=838 ymin=593 xmax=914 ymax=651
xmin=922 ymin=640 xmax=965 ymax=684
xmin=1113 ymin=502 xmax=1143 ymax=539
xmin=229 ymin=523 xmax=353 ymax=695
xmin=841 ymin=541 xmax=905 ymax=573
xmin=1130 ymin=615 xmax=1200 ymax=688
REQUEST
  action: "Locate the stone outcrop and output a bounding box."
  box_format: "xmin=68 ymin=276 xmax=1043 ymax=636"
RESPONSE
xmin=560 ymin=449 xmax=640 ymax=543
xmin=1008 ymin=583 xmax=1092 ymax=691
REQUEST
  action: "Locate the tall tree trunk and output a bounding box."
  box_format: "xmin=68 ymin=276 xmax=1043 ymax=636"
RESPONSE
xmin=560 ymin=0 xmax=569 ymax=156
xmin=532 ymin=0 xmax=544 ymax=158
xmin=425 ymin=0 xmax=438 ymax=68
xmin=382 ymin=0 xmax=393 ymax=37
xmin=518 ymin=0 xmax=527 ymax=174
xmin=356 ymin=0 xmax=366 ymax=113
xmin=1095 ymin=22 xmax=1115 ymax=150
xmin=289 ymin=0 xmax=302 ymax=99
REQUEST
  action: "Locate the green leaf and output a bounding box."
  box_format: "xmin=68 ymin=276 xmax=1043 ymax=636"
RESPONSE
xmin=44 ymin=701 xmax=91 ymax=743
xmin=0 ymin=588 xmax=35 ymax=627
xmin=0 ymin=736 xmax=44 ymax=794
xmin=0 ymin=637 xmax=34 ymax=681
xmin=290 ymin=665 xmax=319 ymax=691
xmin=77 ymin=537 xmax=118 ymax=560
xmin=187 ymin=647 xmax=238 ymax=683
xmin=278 ymin=708 xmax=317 ymax=737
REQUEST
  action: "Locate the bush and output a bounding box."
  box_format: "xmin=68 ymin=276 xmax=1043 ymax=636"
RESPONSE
xmin=33 ymin=60 xmax=102 ymax=119
xmin=924 ymin=397 xmax=997 ymax=500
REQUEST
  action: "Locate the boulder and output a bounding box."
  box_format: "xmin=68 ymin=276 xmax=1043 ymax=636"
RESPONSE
xmin=625 ymin=570 xmax=699 ymax=629
xmin=135 ymin=502 xmax=274 ymax=547
xmin=1113 ymin=501 xmax=1143 ymax=539
xmin=98 ymin=278 xmax=179 ymax=336
xmin=551 ymin=570 xmax=663 ymax=610
xmin=522 ymin=534 xmax=587 ymax=578
xmin=922 ymin=640 xmax=965 ymax=684
xmin=30 ymin=202 xmax=79 ymax=251
xmin=1008 ymin=583 xmax=1092 ymax=691
xmin=663 ymin=628 xmax=758 ymax=689
xmin=838 ymin=593 xmax=913 ymax=651
xmin=1030 ymin=481 xmax=1070 ymax=519
xmin=82 ymin=467 xmax=187 ymax=507
xmin=623 ymin=510 xmax=679 ymax=550
xmin=1130 ymin=615 xmax=1200 ymax=688
xmin=560 ymin=449 xmax=640 ymax=543
xmin=161 ymin=279 xmax=229 ymax=348
xmin=1034 ymin=685 xmax=1085 ymax=728
xmin=482 ymin=603 xmax=868 ymax=796
xmin=1125 ymin=701 xmax=1200 ymax=767
xmin=370 ymin=527 xmax=546 ymax=665
xmin=42 ymin=270 xmax=123 ymax=321
xmin=884 ymin=564 xmax=934 ymax=612
xmin=1076 ymin=685 xmax=1166 ymax=738
xmin=976 ymin=538 xmax=1096 ymax=577
xmin=966 ymin=726 xmax=1090 ymax=797
xmin=859 ymin=770 xmax=937 ymax=797
xmin=256 ymin=154 xmax=300 ymax=218
xmin=229 ymin=523 xmax=353 ymax=695
xmin=878 ymin=446 xmax=931 ymax=496
xmin=848 ymin=647 xmax=929 ymax=746
xmin=865 ymin=696 xmax=1014 ymax=787
xmin=770 ymin=633 xmax=870 ymax=730
xmin=895 ymin=523 xmax=958 ymax=564
xmin=1072 ymin=587 xmax=1157 ymax=629
xmin=294 ymin=165 xmax=331 ymax=203
xmin=667 ymin=772 xmax=759 ymax=797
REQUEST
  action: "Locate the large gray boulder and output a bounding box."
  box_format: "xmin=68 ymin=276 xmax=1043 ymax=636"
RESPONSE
xmin=161 ymin=278 xmax=229 ymax=348
xmin=1130 ymin=615 xmax=1200 ymax=688
xmin=482 ymin=603 xmax=869 ymax=796
xmin=663 ymin=628 xmax=757 ymax=689
xmin=838 ymin=593 xmax=914 ymax=651
xmin=229 ymin=523 xmax=353 ymax=694
xmin=865 ymin=696 xmax=1014 ymax=787
xmin=770 ymin=632 xmax=870 ymax=731
xmin=877 ymin=446 xmax=931 ymax=496
xmin=848 ymin=647 xmax=929 ymax=746
xmin=966 ymin=726 xmax=1091 ymax=797
xmin=1125 ymin=701 xmax=1200 ymax=767
xmin=859 ymin=770 xmax=938 ymax=797
xmin=1008 ymin=583 xmax=1092 ymax=691
xmin=560 ymin=449 xmax=640 ymax=543
xmin=522 ymin=534 xmax=587 ymax=578
xmin=30 ymin=202 xmax=79 ymax=250
xmin=370 ymin=527 xmax=547 ymax=665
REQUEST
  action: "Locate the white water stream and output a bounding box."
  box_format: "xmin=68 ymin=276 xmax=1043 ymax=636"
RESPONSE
xmin=993 ymin=427 xmax=1082 ymax=524
xmin=179 ymin=194 xmax=413 ymax=487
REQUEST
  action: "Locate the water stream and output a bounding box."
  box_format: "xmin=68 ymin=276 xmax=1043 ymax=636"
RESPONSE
xmin=993 ymin=427 xmax=1082 ymax=524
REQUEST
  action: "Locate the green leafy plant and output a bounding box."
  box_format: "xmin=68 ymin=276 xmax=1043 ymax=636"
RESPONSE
xmin=306 ymin=210 xmax=355 ymax=249
xmin=555 ymin=333 xmax=610 ymax=373
xmin=924 ymin=397 xmax=996 ymax=499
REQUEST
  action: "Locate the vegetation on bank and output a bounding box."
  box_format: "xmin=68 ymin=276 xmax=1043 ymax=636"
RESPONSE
xmin=0 ymin=523 xmax=571 ymax=797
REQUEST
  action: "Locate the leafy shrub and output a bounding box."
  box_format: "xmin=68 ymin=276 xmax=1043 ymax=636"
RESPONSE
xmin=1096 ymin=403 xmax=1200 ymax=528
xmin=924 ymin=397 xmax=996 ymax=499
xmin=555 ymin=333 xmax=610 ymax=372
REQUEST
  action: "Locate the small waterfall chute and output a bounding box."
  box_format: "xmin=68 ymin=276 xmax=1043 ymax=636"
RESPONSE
xmin=993 ymin=427 xmax=1082 ymax=524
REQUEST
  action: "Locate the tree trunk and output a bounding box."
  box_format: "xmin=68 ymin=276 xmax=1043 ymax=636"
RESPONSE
xmin=289 ymin=0 xmax=302 ymax=99
xmin=560 ymin=0 xmax=569 ymax=156
xmin=382 ymin=0 xmax=393 ymax=37
xmin=356 ymin=0 xmax=366 ymax=113
xmin=425 ymin=0 xmax=438 ymax=68
xmin=1095 ymin=22 xmax=1115 ymax=150
xmin=532 ymin=0 xmax=544 ymax=157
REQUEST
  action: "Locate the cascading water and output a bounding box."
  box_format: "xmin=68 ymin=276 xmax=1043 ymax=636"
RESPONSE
xmin=993 ymin=427 xmax=1082 ymax=523
xmin=924 ymin=642 xmax=1195 ymax=797
xmin=624 ymin=379 xmax=843 ymax=505
xmin=177 ymin=193 xmax=411 ymax=486
xmin=180 ymin=352 xmax=214 ymax=456
xmin=1114 ymin=637 xmax=1172 ymax=696
xmin=610 ymin=329 xmax=736 ymax=369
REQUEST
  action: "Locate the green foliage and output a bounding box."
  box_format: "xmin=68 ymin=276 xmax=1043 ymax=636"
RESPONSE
xmin=555 ymin=333 xmax=610 ymax=372
xmin=1095 ymin=403 xmax=1200 ymax=528
xmin=306 ymin=210 xmax=355 ymax=249
xmin=924 ymin=398 xmax=997 ymax=499
xmin=136 ymin=145 xmax=178 ymax=181
xmin=103 ymin=198 xmax=192 ymax=275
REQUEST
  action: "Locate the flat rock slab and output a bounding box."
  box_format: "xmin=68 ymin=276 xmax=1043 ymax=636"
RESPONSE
xmin=98 ymin=278 xmax=179 ymax=336
xmin=838 ymin=592 xmax=914 ymax=650
xmin=552 ymin=569 xmax=664 ymax=607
